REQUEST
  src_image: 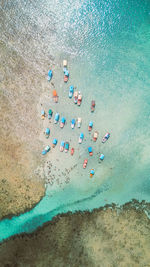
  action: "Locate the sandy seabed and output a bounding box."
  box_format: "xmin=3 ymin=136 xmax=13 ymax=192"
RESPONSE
xmin=0 ymin=40 xmax=47 ymax=218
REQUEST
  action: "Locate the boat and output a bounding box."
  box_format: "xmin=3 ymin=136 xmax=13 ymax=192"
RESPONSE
xmin=60 ymin=117 xmax=66 ymax=128
xmin=52 ymin=90 xmax=58 ymax=103
xmin=48 ymin=109 xmax=53 ymax=119
xmin=71 ymin=119 xmax=76 ymax=129
xmin=64 ymin=142 xmax=69 ymax=153
xmin=41 ymin=110 xmax=45 ymax=120
xmin=52 ymin=138 xmax=58 ymax=148
xmin=102 ymin=132 xmax=110 ymax=143
xmin=79 ymin=133 xmax=84 ymax=144
xmin=54 ymin=113 xmax=59 ymax=124
xmin=73 ymin=91 xmax=78 ymax=104
xmin=63 ymin=60 xmax=67 ymax=67
xmin=90 ymin=169 xmax=95 ymax=178
xmin=93 ymin=131 xmax=99 ymax=142
xmin=45 ymin=128 xmax=50 ymax=138
xmin=88 ymin=146 xmax=93 ymax=156
xmin=77 ymin=93 xmax=82 ymax=106
xmin=48 ymin=70 xmax=53 ymax=81
xmin=83 ymin=159 xmax=88 ymax=169
xmin=71 ymin=148 xmax=75 ymax=155
xmin=64 ymin=70 xmax=69 ymax=83
xmin=42 ymin=145 xmax=50 ymax=155
xmin=77 ymin=118 xmax=82 ymax=128
xmin=60 ymin=141 xmax=65 ymax=152
xmin=99 ymin=154 xmax=104 ymax=161
xmin=88 ymin=121 xmax=93 ymax=131
xmin=69 ymin=86 xmax=74 ymax=98
xmin=91 ymin=100 xmax=95 ymax=112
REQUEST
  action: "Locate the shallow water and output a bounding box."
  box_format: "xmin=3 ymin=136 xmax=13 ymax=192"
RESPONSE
xmin=0 ymin=0 xmax=150 ymax=241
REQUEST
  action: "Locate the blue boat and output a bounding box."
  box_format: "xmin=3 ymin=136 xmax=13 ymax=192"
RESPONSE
xmin=63 ymin=67 xmax=67 ymax=73
xmin=90 ymin=169 xmax=95 ymax=175
xmin=48 ymin=109 xmax=53 ymax=119
xmin=65 ymin=70 xmax=69 ymax=77
xmin=48 ymin=70 xmax=53 ymax=81
xmin=88 ymin=146 xmax=93 ymax=156
xmin=71 ymin=119 xmax=76 ymax=129
xmin=99 ymin=154 xmax=104 ymax=160
xmin=69 ymin=86 xmax=74 ymax=98
xmin=60 ymin=117 xmax=66 ymax=128
xmin=90 ymin=169 xmax=95 ymax=177
xmin=79 ymin=133 xmax=84 ymax=143
xmin=54 ymin=113 xmax=59 ymax=124
xmin=52 ymin=138 xmax=58 ymax=147
xmin=45 ymin=128 xmax=50 ymax=138
xmin=42 ymin=145 xmax=50 ymax=155
xmin=64 ymin=142 xmax=69 ymax=152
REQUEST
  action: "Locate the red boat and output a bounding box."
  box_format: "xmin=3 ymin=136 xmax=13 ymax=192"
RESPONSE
xmin=71 ymin=148 xmax=75 ymax=155
xmin=91 ymin=100 xmax=95 ymax=112
xmin=83 ymin=159 xmax=88 ymax=169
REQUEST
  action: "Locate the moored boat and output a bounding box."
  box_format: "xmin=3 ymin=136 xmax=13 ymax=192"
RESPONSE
xmin=91 ymin=100 xmax=95 ymax=112
xmin=102 ymin=132 xmax=110 ymax=143
xmin=71 ymin=148 xmax=75 ymax=155
xmin=93 ymin=131 xmax=99 ymax=141
xmin=73 ymin=91 xmax=78 ymax=104
xmin=71 ymin=119 xmax=76 ymax=129
xmin=64 ymin=142 xmax=69 ymax=153
xmin=88 ymin=146 xmax=93 ymax=156
xmin=45 ymin=128 xmax=50 ymax=138
xmin=52 ymin=138 xmax=58 ymax=148
xmin=48 ymin=109 xmax=53 ymax=119
xmin=99 ymin=154 xmax=104 ymax=161
xmin=41 ymin=110 xmax=45 ymax=120
xmin=54 ymin=113 xmax=59 ymax=124
xmin=64 ymin=70 xmax=69 ymax=83
xmin=88 ymin=121 xmax=93 ymax=131
xmin=42 ymin=145 xmax=50 ymax=155
xmin=48 ymin=70 xmax=53 ymax=81
xmin=63 ymin=60 xmax=67 ymax=67
xmin=79 ymin=133 xmax=84 ymax=144
xmin=83 ymin=159 xmax=88 ymax=169
xmin=90 ymin=169 xmax=95 ymax=178
xmin=77 ymin=93 xmax=82 ymax=106
xmin=60 ymin=141 xmax=65 ymax=152
xmin=77 ymin=117 xmax=82 ymax=128
xmin=69 ymin=86 xmax=74 ymax=98
xmin=60 ymin=117 xmax=66 ymax=128
xmin=52 ymin=90 xmax=58 ymax=103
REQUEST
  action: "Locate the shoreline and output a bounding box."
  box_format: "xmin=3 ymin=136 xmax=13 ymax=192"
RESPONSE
xmin=0 ymin=199 xmax=150 ymax=266
xmin=1 ymin=199 xmax=149 ymax=243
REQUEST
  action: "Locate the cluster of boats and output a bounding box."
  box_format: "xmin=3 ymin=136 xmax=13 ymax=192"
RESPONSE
xmin=43 ymin=61 xmax=110 ymax=178
xmin=69 ymin=86 xmax=83 ymax=106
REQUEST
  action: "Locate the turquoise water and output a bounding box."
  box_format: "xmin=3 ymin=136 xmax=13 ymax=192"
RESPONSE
xmin=0 ymin=0 xmax=150 ymax=241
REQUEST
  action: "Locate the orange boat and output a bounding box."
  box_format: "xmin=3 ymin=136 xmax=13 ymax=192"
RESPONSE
xmin=52 ymin=90 xmax=58 ymax=103
xmin=71 ymin=148 xmax=75 ymax=155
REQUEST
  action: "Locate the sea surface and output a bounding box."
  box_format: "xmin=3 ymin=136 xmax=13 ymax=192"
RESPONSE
xmin=0 ymin=0 xmax=150 ymax=241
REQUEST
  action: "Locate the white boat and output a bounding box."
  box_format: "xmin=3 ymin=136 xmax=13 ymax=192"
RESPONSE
xmin=77 ymin=118 xmax=82 ymax=128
